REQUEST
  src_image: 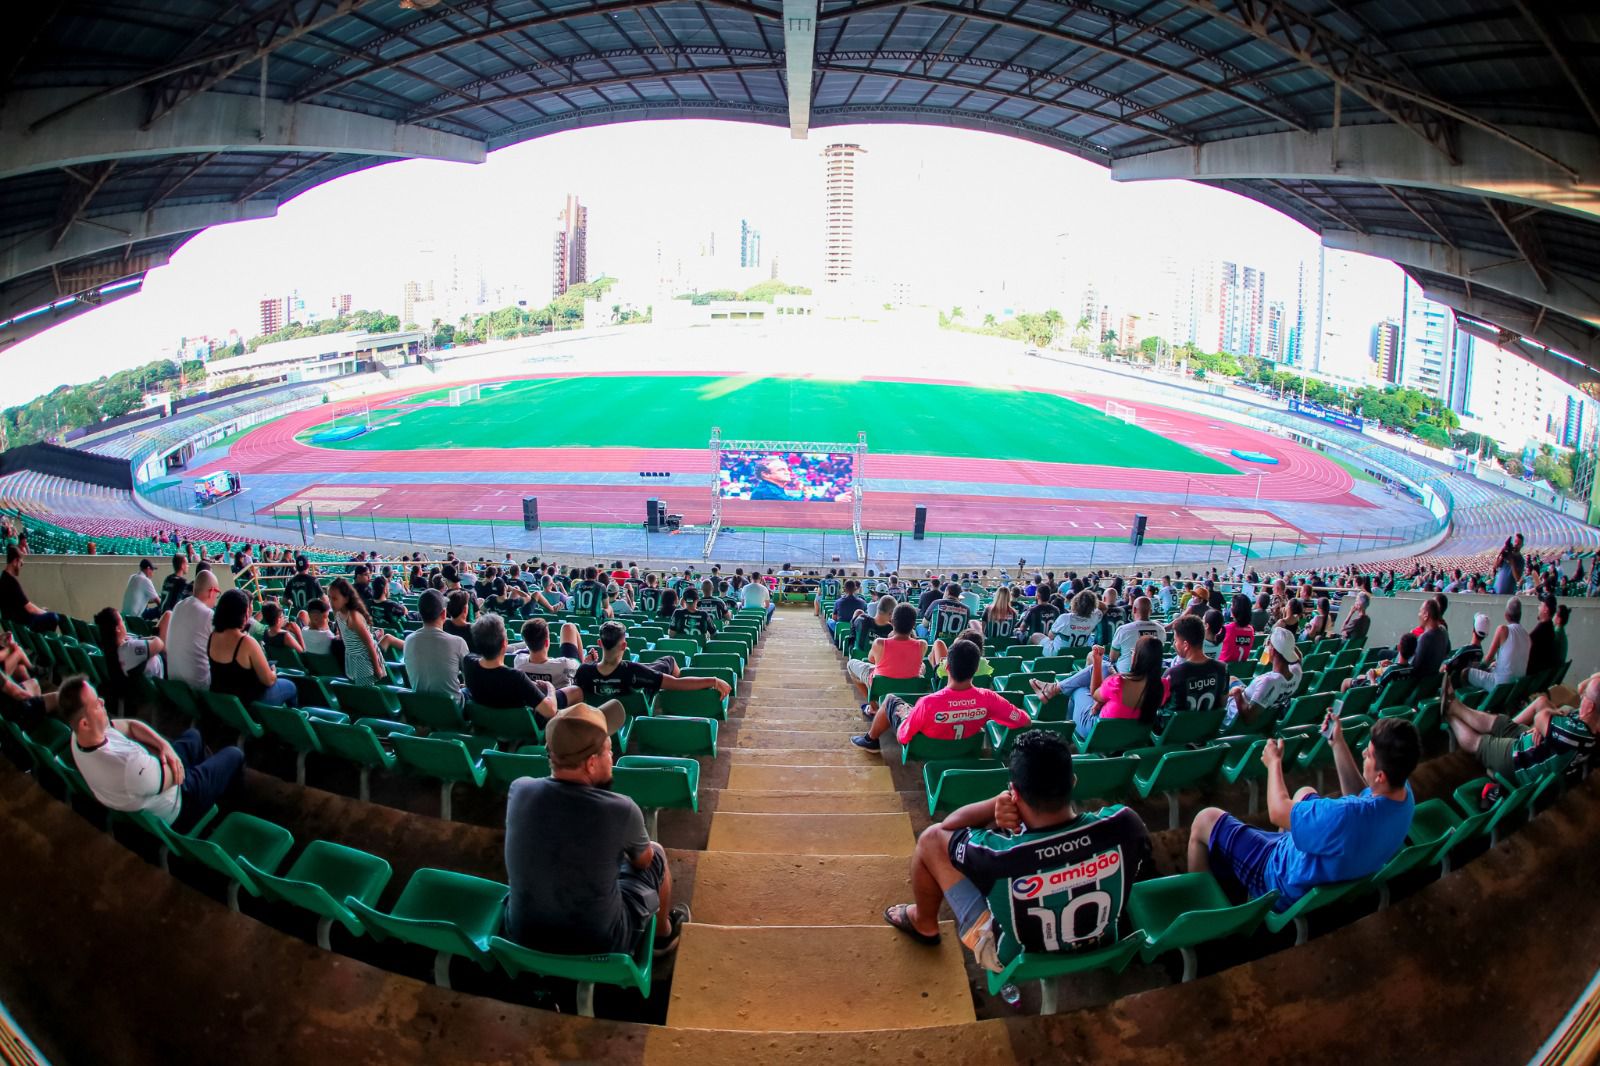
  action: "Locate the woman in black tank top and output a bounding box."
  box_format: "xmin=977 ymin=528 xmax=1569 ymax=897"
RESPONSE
xmin=208 ymin=589 xmax=298 ymax=707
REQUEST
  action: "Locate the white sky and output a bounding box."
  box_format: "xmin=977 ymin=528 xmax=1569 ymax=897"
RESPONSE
xmin=1 ymin=120 xmax=1403 ymax=407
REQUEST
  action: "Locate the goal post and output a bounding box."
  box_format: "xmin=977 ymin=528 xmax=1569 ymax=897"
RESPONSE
xmin=448 ymin=383 xmax=480 ymax=406
xmin=1105 ymin=399 xmax=1136 ymax=425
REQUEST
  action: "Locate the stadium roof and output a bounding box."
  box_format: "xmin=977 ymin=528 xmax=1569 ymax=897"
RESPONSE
xmin=3 ymin=1 xmax=1599 ymax=385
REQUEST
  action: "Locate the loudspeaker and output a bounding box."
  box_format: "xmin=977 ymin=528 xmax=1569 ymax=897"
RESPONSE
xmin=913 ymin=504 xmax=928 ymax=541
xmin=522 ymin=496 xmax=540 ymax=531
xmin=1130 ymin=513 xmax=1148 ymax=547
xmin=645 ymin=498 xmax=660 ymax=532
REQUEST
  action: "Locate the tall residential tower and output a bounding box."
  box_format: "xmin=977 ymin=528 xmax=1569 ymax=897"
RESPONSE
xmin=822 ymin=143 xmax=865 ymax=284
xmin=551 ymin=194 xmax=588 ymax=298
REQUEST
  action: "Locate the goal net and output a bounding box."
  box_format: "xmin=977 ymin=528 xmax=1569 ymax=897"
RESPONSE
xmin=1105 ymin=400 xmax=1136 ymax=425
xmin=448 ymin=383 xmax=480 ymax=406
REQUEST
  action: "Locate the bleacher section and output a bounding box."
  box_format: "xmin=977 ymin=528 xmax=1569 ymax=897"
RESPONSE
xmin=0 ymin=562 xmax=1593 ymax=1059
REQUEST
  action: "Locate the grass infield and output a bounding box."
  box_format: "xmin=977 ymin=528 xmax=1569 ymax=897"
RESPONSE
xmin=298 ymin=374 xmax=1234 ymax=474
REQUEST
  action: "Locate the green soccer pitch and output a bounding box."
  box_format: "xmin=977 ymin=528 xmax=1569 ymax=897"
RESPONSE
xmin=301 ymin=374 xmax=1233 ymax=473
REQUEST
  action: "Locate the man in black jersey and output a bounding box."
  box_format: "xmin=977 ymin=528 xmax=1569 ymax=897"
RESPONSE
xmin=884 ymin=729 xmax=1150 ymax=972
xmin=571 ymin=565 xmax=609 ymax=618
xmin=284 ymin=555 xmax=323 ymax=619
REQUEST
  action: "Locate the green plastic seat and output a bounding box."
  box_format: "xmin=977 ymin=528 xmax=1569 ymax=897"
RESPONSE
xmin=699 ymin=641 xmax=747 ymax=664
xmin=984 ymin=932 xmax=1145 ymax=1015
xmin=165 ymin=811 xmax=295 ymax=911
xmin=253 ymin=703 xmax=344 ymax=785
xmin=287 ymin=673 xmax=342 ymax=712
xmin=1022 ymin=692 xmax=1070 ymax=723
xmin=1220 ymin=735 xmax=1308 ymax=814
xmin=655 ymin=686 xmax=729 ymax=721
xmin=691 ymin=651 xmax=744 ymax=677
xmin=241 ymin=840 xmax=393 ymax=948
xmin=344 ymin=868 xmax=509 ymax=988
xmin=926 ymin=765 xmax=1008 ymax=816
xmin=1011 ymin=643 xmax=1043 ymax=662
xmin=1334 ymin=683 xmax=1379 ymax=718
xmin=986 ymin=656 xmax=1023 ymax=678
xmin=488 ymin=915 xmax=655 ymax=1017
xmin=1451 ymin=775 xmax=1541 ymax=847
xmin=331 ymin=681 xmax=402 ymax=719
xmin=1030 ymin=655 xmax=1083 ymax=675
xmin=309 ymin=718 xmax=395 ymax=801
xmin=1315 ymin=666 xmax=1353 ymax=694
xmin=652 ymin=637 xmax=700 ymax=657
xmin=1353 ymin=840 xmax=1437 ymax=910
xmin=1463 ymin=679 xmax=1519 ymax=715
xmin=1075 ymin=717 xmax=1152 ymax=755
xmin=154 ymin=677 xmax=202 ymax=721
xmin=467 ymin=701 xmax=543 ymax=743
xmin=1127 ymin=873 xmax=1278 ymax=981
xmin=1151 ymin=706 xmax=1225 ymax=747
xmin=627 ymin=715 xmax=717 ymax=757
xmin=198 ymin=690 xmax=265 ymax=744
xmin=1295 ymin=719 xmax=1372 ymax=791
xmin=1262 ymin=878 xmax=1365 ymax=945
xmin=900 ymin=731 xmax=984 ymax=765
xmin=1072 ymin=754 xmax=1139 ymax=804
xmin=1225 ymin=660 xmax=1256 ymax=682
xmin=984 ymin=720 xmax=1072 ymax=761
xmin=867 ymin=674 xmax=931 ymax=706
xmin=302 ymin=650 xmax=344 ymax=678
xmin=612 ymin=754 xmax=700 ymax=834
xmin=1277 ymin=691 xmax=1336 ymax=731
xmin=396 ymin=689 xmax=470 ymax=733
xmin=1134 ymin=744 xmax=1228 ymax=829
xmin=482 ymin=747 xmax=551 ymax=790
xmin=390 ymin=733 xmax=487 ymax=821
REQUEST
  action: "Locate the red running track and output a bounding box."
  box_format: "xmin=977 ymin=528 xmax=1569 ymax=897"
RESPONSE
xmin=208 ymin=375 xmax=1364 ymax=537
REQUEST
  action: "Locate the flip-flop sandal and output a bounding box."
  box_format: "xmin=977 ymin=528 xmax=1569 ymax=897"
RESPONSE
xmin=653 ymin=903 xmax=692 ymax=956
xmin=883 ymin=904 xmax=941 ymax=946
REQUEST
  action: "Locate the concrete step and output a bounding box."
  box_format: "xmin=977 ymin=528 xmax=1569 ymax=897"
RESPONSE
xmin=665 ymin=923 xmax=974 ymax=1032
xmin=733 ymin=729 xmax=862 ymax=748
xmin=706 ymin=811 xmax=913 ymax=855
xmin=714 ymin=789 xmax=909 ymax=814
xmin=690 ymin=853 xmax=911 ymax=925
xmin=742 ymin=691 xmax=855 ymax=704
xmin=726 ymin=763 xmax=894 ymax=792
xmin=728 ymin=747 xmax=879 ymax=767
xmin=726 ymin=717 xmax=867 ymax=732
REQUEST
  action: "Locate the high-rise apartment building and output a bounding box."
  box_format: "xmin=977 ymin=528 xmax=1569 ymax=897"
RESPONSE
xmin=258 ymin=296 xmax=285 ymax=337
xmin=332 ymin=293 xmax=352 ymax=317
xmin=1285 ymin=259 xmax=1309 ymax=366
xmin=740 ymin=219 xmax=762 ymax=269
xmin=822 ymin=143 xmax=865 ymax=284
xmin=551 ymin=194 xmax=588 ymax=298
xmin=1564 ymin=394 xmax=1586 ymax=448
xmin=1266 ymin=301 xmax=1285 ymax=360
xmin=1371 ymin=319 xmax=1401 ymax=383
xmin=1400 ymin=277 xmax=1452 ymax=397
xmin=1217 ymin=262 xmax=1267 ymax=356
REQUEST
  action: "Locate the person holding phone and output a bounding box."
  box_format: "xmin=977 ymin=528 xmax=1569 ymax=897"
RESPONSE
xmin=1186 ymin=716 xmax=1419 ymax=911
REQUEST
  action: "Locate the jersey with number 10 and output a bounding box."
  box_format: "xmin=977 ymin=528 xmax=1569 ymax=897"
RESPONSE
xmin=953 ymin=806 xmax=1150 ymax=966
xmin=571 ymin=580 xmax=607 ymax=616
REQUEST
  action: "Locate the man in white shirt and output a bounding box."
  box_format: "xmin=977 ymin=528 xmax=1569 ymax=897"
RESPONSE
xmin=403 ymin=589 xmax=470 ymax=706
xmin=122 ymin=558 xmax=161 ymax=619
xmin=515 ymin=616 xmax=587 ymax=707
xmin=166 ymin=569 xmax=221 ymax=688
xmin=1109 ymin=596 xmax=1166 ymax=666
xmin=62 ymin=676 xmax=243 ymax=832
xmin=740 ymin=574 xmax=775 ymax=622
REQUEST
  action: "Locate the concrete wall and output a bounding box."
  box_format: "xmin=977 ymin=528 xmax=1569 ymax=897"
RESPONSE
xmin=13 ymin=555 xmax=234 ymax=624
xmin=1364 ymin=591 xmax=1598 ymax=682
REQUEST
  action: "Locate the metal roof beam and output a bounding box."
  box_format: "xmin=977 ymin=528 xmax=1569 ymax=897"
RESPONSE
xmin=0 ymin=278 xmax=146 ymax=353
xmin=1324 ymin=230 xmax=1600 ymax=329
xmin=1451 ymin=315 xmax=1600 ymax=389
xmin=0 ymin=88 xmax=485 ymax=182
xmin=1111 ymin=123 xmax=1600 ymax=226
xmin=1417 ymin=280 xmax=1600 ymax=384
xmin=783 ymin=0 xmax=818 ymax=137
xmin=0 ymin=201 xmax=277 ymax=286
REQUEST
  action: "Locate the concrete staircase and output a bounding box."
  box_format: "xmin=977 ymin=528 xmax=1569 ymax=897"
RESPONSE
xmin=666 ymin=611 xmax=976 ymax=1032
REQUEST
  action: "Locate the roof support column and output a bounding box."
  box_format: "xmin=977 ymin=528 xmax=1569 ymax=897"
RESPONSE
xmin=783 ymin=0 xmax=817 ymax=138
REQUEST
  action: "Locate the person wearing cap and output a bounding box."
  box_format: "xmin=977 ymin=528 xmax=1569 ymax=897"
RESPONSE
xmin=1440 ymin=614 xmax=1490 ymax=679
xmin=1188 ymin=715 xmax=1419 ymax=911
xmin=1465 ymin=597 xmax=1529 ymax=695
xmin=574 ymin=621 xmax=730 ymax=705
xmin=504 ymin=699 xmax=689 ymax=957
xmin=284 ymin=555 xmax=324 ymax=619
xmin=1525 ymin=594 xmax=1560 ymax=681
xmin=121 ymin=558 xmax=162 ymax=620
xmin=1226 ymin=627 xmax=1303 ymax=728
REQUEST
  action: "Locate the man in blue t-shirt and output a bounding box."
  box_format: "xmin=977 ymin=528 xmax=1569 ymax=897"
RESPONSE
xmin=1187 ymin=715 xmax=1420 ymax=910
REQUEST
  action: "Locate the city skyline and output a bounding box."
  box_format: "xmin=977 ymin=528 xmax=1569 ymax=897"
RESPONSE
xmin=0 ymin=119 xmax=1521 ymax=413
